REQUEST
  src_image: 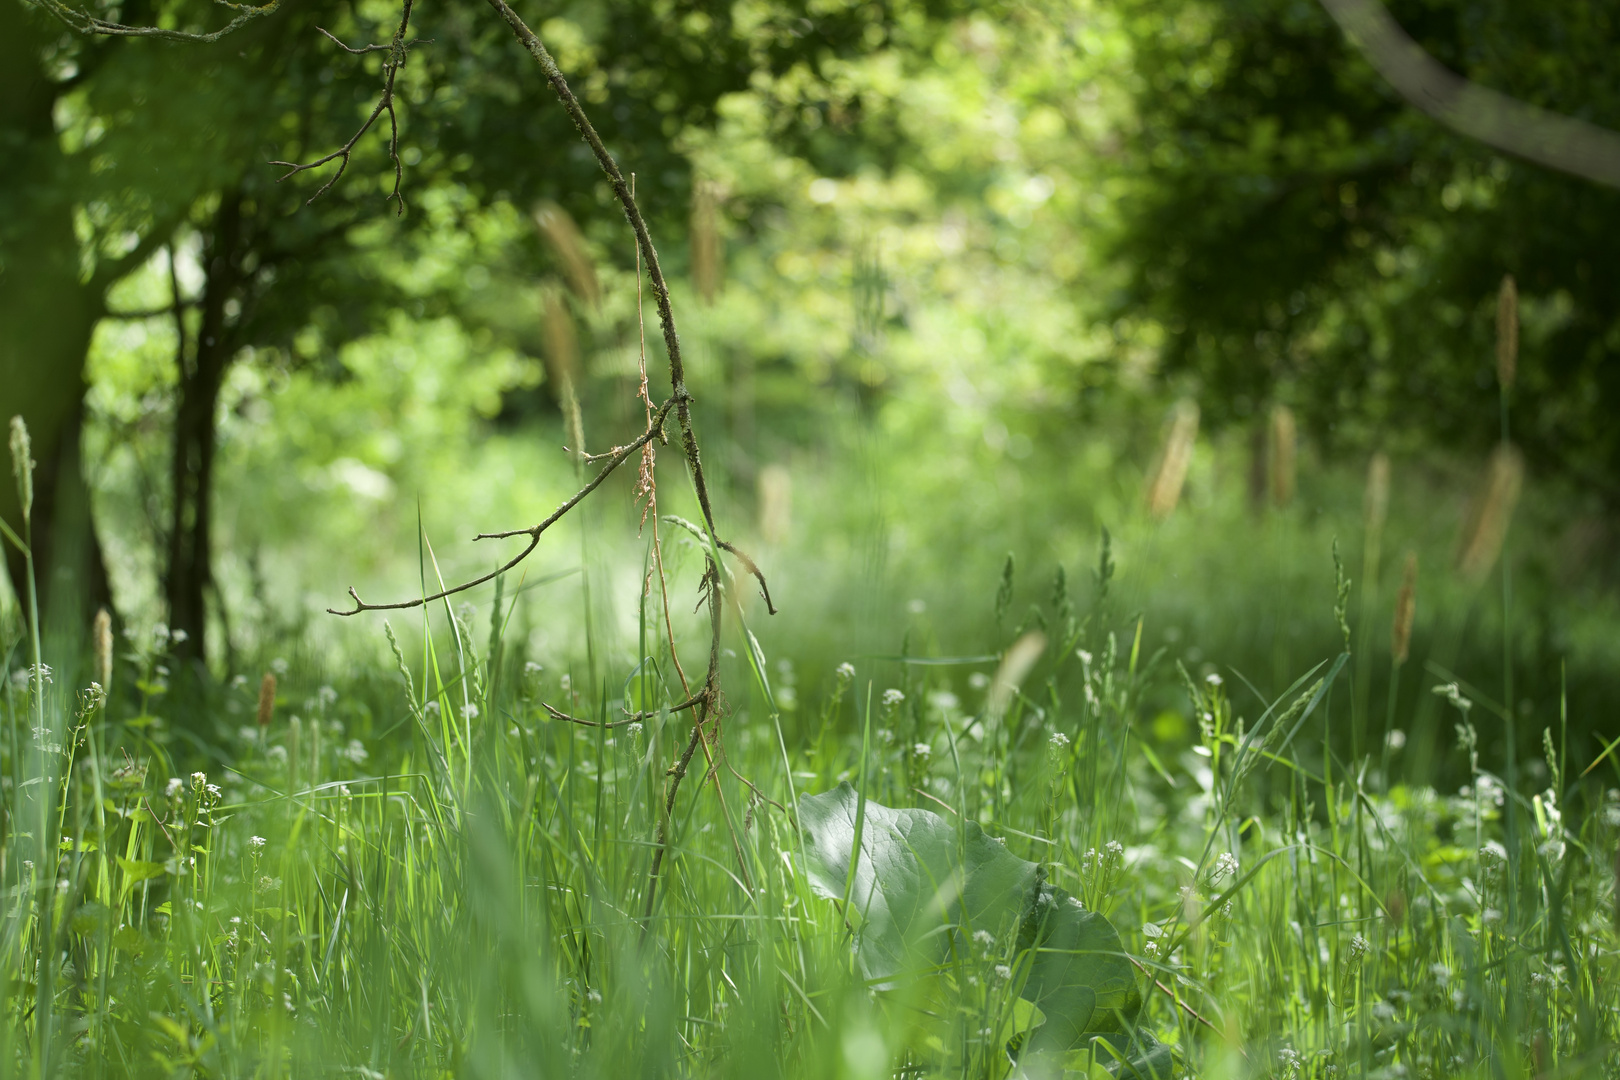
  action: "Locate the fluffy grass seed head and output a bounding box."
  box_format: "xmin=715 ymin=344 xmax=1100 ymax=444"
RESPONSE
xmin=1270 ymin=404 xmax=1297 ymax=508
xmin=1391 ymin=552 xmax=1417 ymax=665
xmin=542 ymin=284 xmax=586 ymax=455
xmin=691 ymin=178 xmax=724 ymax=305
xmin=1146 ymin=399 xmax=1199 ymax=519
xmin=988 ymin=630 xmax=1045 ymax=722
xmin=1457 ymin=443 xmax=1525 ymax=584
xmin=533 ymin=201 xmax=601 ymax=309
xmin=1497 ymin=273 xmax=1518 ymax=392
xmin=757 ymin=463 xmax=792 ymax=545
xmin=93 ymin=607 xmax=113 ymax=691
xmin=1364 ymin=451 xmax=1390 ymax=540
xmin=257 ymin=672 xmax=277 ymax=728
xmin=9 ymin=415 xmax=33 ymax=523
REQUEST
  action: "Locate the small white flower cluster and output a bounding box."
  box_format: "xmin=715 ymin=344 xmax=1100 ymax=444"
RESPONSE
xmin=835 ymin=662 xmax=856 ymax=682
xmin=1214 ymin=851 xmax=1240 ymax=881
xmin=882 ymin=688 xmax=905 ymax=708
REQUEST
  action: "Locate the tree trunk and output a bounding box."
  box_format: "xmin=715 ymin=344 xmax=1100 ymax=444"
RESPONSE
xmin=165 ymin=193 xmax=243 ymax=665
xmin=0 ymin=2 xmax=116 ymax=633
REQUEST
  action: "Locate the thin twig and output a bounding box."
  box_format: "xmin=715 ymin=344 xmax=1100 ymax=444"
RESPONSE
xmin=541 ymin=693 xmax=704 ymax=729
xmin=36 ymin=0 xmax=283 ymax=42
xmin=481 ymin=0 xmax=775 ymax=617
xmin=328 ymin=399 xmax=673 ymax=614
xmin=270 ymin=0 xmax=423 ymax=213
xmin=660 ymin=515 xmax=777 ymax=614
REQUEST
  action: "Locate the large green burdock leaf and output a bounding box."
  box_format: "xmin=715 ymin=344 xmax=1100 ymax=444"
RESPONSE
xmin=798 ymin=784 xmax=1170 ymax=1076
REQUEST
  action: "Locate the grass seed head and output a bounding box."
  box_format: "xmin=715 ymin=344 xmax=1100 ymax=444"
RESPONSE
xmin=8 ymin=415 xmax=33 ymax=523
xmin=1457 ymin=443 xmax=1525 ymax=583
xmin=757 ymin=463 xmax=792 ymax=545
xmin=94 ymin=607 xmax=113 ymax=691
xmin=1364 ymin=451 xmax=1390 ymax=540
xmin=988 ymin=630 xmax=1045 ymax=721
xmin=1269 ymin=404 xmax=1296 ymax=508
xmin=1146 ymin=399 xmax=1199 ymax=519
xmin=533 ymin=201 xmax=601 ymax=309
xmin=257 ymin=672 xmax=277 ymax=728
xmin=691 ymin=178 xmax=724 ymax=305
xmin=1497 ymin=273 xmax=1519 ymax=392
xmin=1392 ymin=552 xmax=1417 ymax=664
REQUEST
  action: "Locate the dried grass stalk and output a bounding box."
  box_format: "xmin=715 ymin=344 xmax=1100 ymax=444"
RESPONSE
xmin=1146 ymin=399 xmax=1199 ymax=519
xmin=534 ymin=201 xmax=601 ymax=309
xmin=1496 ymin=273 xmax=1518 ymax=391
xmin=1391 ymin=551 xmax=1417 ymax=664
xmin=1457 ymin=443 xmax=1524 ymax=583
xmin=691 ymin=178 xmax=723 ymax=305
xmin=1270 ymin=404 xmax=1297 ymax=508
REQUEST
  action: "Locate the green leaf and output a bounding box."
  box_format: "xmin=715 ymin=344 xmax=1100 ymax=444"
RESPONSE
xmin=798 ymin=782 xmax=1035 ymax=983
xmin=117 ymin=857 xmax=168 ymax=889
xmin=1017 ymin=876 xmax=1138 ymax=1053
xmin=798 ymin=783 xmax=1149 ymax=1064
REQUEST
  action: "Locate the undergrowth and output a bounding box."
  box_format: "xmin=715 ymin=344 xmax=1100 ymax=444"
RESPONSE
xmin=2 ymin=528 xmax=1616 ymax=1079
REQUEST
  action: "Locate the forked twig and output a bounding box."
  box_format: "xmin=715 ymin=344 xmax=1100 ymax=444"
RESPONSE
xmin=35 ymin=0 xmax=283 ymax=42
xmin=328 ymin=398 xmax=673 ymax=615
xmin=313 ymin=0 xmax=777 ymax=927
xmin=541 ymin=692 xmax=704 ymax=729
xmin=269 ymin=0 xmax=424 ymax=213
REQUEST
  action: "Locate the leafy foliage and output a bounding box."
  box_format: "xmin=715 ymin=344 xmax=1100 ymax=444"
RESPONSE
xmin=1112 ymin=0 xmax=1620 ymax=496
xmin=799 ymin=782 xmax=1169 ymax=1074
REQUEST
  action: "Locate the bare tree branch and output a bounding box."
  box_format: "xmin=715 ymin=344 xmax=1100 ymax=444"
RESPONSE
xmin=541 ymin=692 xmax=704 ymax=729
xmin=327 ymin=398 xmax=674 ymax=615
xmin=34 ymin=0 xmax=284 ymax=43
xmin=1320 ymin=0 xmax=1620 ymax=188
xmin=270 ymin=0 xmax=423 ymax=213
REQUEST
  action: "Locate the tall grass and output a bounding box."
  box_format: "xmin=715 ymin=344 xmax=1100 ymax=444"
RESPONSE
xmin=3 ymin=503 xmax=1616 ymax=1077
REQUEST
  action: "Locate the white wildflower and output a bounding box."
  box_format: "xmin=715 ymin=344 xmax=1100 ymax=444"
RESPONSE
xmin=250 ymin=836 xmax=266 ymax=849
xmin=882 ymin=688 xmax=905 ymax=707
xmin=835 ymin=662 xmax=856 ymax=681
xmin=166 ymin=777 xmax=184 ymax=798
xmin=912 ymin=742 xmax=931 ymax=759
xmin=460 ymin=703 xmax=479 ymax=720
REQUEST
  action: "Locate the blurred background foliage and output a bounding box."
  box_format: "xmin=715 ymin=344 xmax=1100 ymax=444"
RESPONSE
xmin=3 ymin=0 xmax=1619 ymax=772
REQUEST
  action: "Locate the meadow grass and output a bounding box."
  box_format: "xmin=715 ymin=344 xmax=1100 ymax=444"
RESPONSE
xmin=2 ymin=498 xmax=1617 ymax=1080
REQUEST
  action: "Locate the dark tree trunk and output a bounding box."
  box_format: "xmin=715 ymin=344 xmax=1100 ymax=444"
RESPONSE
xmin=165 ymin=193 xmax=243 ymax=665
xmin=0 ymin=2 xmax=115 ymax=633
